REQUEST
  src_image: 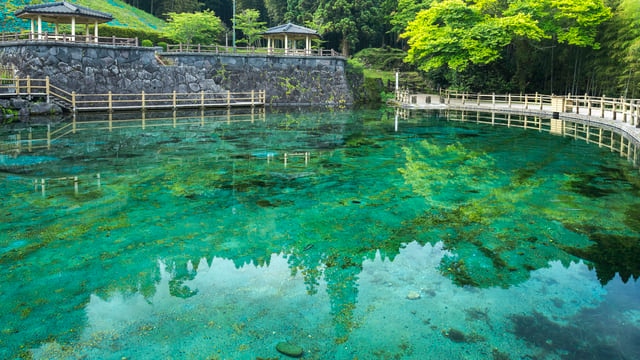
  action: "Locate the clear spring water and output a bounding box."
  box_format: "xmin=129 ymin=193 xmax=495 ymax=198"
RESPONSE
xmin=1 ymin=107 xmax=639 ymax=360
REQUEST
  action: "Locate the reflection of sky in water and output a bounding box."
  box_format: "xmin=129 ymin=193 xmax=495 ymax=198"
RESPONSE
xmin=29 ymin=241 xmax=627 ymax=359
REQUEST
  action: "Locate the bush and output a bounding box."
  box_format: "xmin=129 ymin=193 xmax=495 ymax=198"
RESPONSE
xmin=141 ymin=39 xmax=153 ymax=47
xmin=353 ymin=47 xmax=414 ymax=72
xmin=157 ymin=42 xmax=168 ymax=51
xmin=98 ymin=25 xmax=169 ymax=44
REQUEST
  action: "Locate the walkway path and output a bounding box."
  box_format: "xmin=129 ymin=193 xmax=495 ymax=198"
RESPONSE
xmin=395 ymin=92 xmax=640 ymax=144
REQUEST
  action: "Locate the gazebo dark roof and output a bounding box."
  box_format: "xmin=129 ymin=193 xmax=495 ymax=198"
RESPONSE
xmin=15 ymin=1 xmax=113 ymax=24
xmin=262 ymin=23 xmax=320 ymax=38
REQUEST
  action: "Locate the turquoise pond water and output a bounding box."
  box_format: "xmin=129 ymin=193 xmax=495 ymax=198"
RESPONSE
xmin=1 ymin=107 xmax=640 ymax=359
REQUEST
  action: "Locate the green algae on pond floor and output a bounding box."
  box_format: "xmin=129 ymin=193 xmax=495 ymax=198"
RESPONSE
xmin=1 ymin=108 xmax=639 ymax=359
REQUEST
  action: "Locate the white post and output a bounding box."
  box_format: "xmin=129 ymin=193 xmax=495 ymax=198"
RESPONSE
xmin=94 ymin=21 xmax=99 ymax=43
xmin=37 ymin=15 xmax=42 ymax=39
xmin=71 ymin=17 xmax=76 ymax=41
xmin=284 ymin=34 xmax=289 ymax=54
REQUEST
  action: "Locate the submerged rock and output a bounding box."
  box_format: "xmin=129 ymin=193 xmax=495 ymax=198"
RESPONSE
xmin=276 ymin=342 xmax=304 ymax=358
xmin=406 ymin=290 xmax=421 ymax=300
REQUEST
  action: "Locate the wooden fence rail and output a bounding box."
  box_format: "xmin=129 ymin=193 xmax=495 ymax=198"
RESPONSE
xmin=0 ymin=32 xmax=138 ymax=46
xmin=396 ymin=90 xmax=640 ymax=128
xmin=164 ymin=43 xmax=342 ymax=57
xmin=0 ymin=76 xmax=265 ymax=112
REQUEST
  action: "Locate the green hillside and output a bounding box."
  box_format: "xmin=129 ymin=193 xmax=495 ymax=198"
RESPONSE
xmin=1 ymin=0 xmax=165 ymax=32
xmin=71 ymin=0 xmax=165 ymax=30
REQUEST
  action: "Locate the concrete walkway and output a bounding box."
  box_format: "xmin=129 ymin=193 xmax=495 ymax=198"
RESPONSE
xmin=396 ymin=93 xmax=640 ymax=144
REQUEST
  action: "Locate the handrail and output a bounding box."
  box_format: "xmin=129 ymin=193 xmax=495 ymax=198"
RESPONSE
xmin=0 ymin=76 xmax=265 ymax=112
xmin=0 ymin=32 xmax=138 ymax=46
xmin=396 ymin=90 xmax=640 ymax=130
xmin=164 ymin=43 xmax=343 ymax=58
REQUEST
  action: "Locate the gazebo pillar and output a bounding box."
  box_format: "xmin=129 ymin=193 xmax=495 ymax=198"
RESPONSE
xmin=30 ymin=19 xmax=34 ymax=39
xmin=37 ymin=15 xmax=42 ymax=39
xmin=71 ymin=16 xmax=76 ymax=40
xmin=284 ymin=34 xmax=289 ymax=55
xmin=306 ymin=36 xmax=310 ymax=55
xmin=94 ymin=21 xmax=99 ymax=43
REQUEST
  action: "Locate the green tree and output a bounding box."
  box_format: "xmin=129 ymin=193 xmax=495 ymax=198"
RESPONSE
xmin=235 ymin=9 xmax=267 ymax=46
xmin=163 ymin=10 xmax=225 ymax=45
xmin=157 ymin=0 xmax=203 ymax=18
xmin=314 ymin=0 xmax=385 ymax=56
xmin=263 ymin=0 xmax=288 ymax=25
xmin=402 ymin=0 xmax=545 ymax=72
xmin=389 ymin=0 xmax=431 ymax=37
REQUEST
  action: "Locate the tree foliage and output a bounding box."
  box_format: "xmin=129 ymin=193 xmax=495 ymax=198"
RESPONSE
xmin=235 ymin=9 xmax=267 ymax=46
xmin=402 ymin=0 xmax=545 ymax=71
xmin=163 ymin=10 xmax=224 ymax=45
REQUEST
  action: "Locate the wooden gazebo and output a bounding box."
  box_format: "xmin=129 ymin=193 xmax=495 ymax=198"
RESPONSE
xmin=14 ymin=1 xmax=113 ymax=42
xmin=261 ymin=23 xmax=320 ymax=55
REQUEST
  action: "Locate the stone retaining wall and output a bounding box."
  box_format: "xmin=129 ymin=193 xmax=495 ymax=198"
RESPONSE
xmin=0 ymin=42 xmax=354 ymax=109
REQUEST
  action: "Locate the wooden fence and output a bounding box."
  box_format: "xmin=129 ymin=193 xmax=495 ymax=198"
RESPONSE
xmin=0 ymin=76 xmax=265 ymax=112
xmin=164 ymin=43 xmax=342 ymax=57
xmin=396 ymin=90 xmax=640 ymax=128
xmin=0 ymin=33 xmax=345 ymax=57
xmin=0 ymin=32 xmax=138 ymax=46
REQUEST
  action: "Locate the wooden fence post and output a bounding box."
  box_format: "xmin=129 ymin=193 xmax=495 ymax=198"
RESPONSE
xmin=173 ymin=90 xmax=177 ymax=109
xmin=141 ymin=91 xmax=145 ymax=111
xmin=45 ymin=76 xmax=50 ymax=103
xmin=71 ymin=91 xmax=76 ymax=113
xmin=538 ymin=92 xmax=543 ymax=110
xmin=227 ymin=90 xmax=231 ymax=107
xmin=108 ymin=91 xmax=112 ymax=113
xmin=600 ymin=96 xmax=605 ymax=118
xmin=201 ymin=90 xmax=205 ymax=109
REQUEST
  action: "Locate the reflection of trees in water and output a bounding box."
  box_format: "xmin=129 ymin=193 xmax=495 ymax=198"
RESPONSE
xmin=397 ymin=139 xmax=640 ymax=288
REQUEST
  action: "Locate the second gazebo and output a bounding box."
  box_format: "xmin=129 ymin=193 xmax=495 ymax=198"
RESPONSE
xmin=261 ymin=23 xmax=320 ymax=56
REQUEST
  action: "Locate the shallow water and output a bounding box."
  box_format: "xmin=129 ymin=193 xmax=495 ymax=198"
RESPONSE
xmin=1 ymin=107 xmax=639 ymax=359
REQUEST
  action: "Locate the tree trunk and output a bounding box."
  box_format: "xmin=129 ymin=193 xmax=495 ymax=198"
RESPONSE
xmin=341 ymin=36 xmax=350 ymax=57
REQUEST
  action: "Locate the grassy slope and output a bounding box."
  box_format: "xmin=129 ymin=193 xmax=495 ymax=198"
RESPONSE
xmin=70 ymin=0 xmax=165 ymax=30
xmin=0 ymin=0 xmax=165 ymax=31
